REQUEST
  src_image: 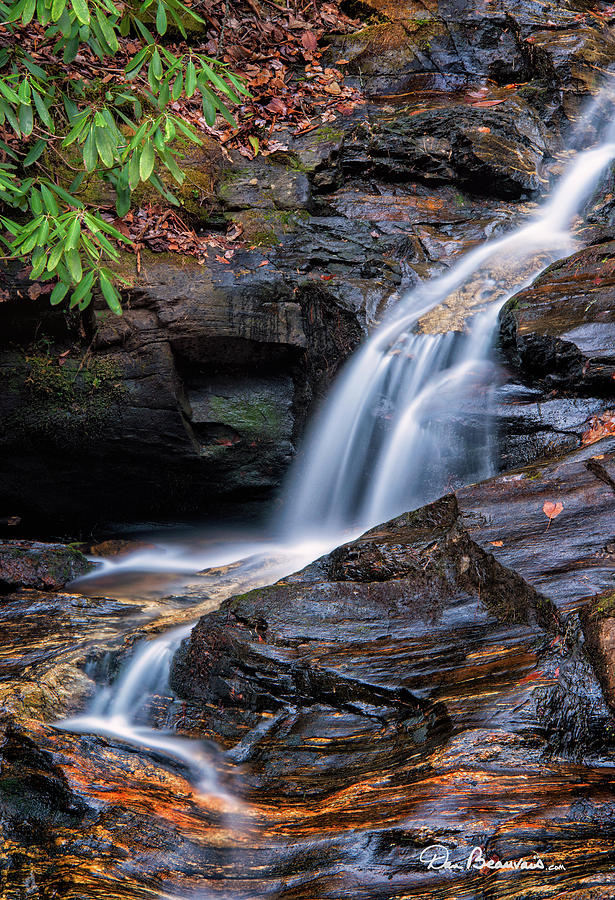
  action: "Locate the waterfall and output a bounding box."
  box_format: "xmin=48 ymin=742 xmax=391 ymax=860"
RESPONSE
xmin=60 ymin=623 xmax=237 ymax=799
xmin=277 ymin=136 xmax=615 ymax=539
xmin=61 ymin=81 xmax=615 ymax=807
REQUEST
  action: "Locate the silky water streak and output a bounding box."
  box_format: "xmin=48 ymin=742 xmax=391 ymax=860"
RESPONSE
xmin=278 ymin=135 xmax=615 ymax=539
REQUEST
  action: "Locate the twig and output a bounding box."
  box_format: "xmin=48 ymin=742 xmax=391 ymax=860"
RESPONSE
xmin=218 ymin=0 xmax=232 ymax=54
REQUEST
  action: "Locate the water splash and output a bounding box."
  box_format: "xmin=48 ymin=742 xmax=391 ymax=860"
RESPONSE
xmin=60 ymin=538 xmax=335 ymax=802
xmin=59 ymin=624 xmax=233 ymax=799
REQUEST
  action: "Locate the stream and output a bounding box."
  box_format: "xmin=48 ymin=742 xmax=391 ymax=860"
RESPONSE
xmin=50 ymin=80 xmax=615 ymax=898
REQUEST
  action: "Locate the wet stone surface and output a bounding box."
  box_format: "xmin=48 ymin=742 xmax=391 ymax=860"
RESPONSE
xmin=3 ymin=0 xmax=615 ymax=896
xmin=1 ymin=443 xmax=615 ymax=898
xmin=166 ymin=459 xmax=615 ymax=897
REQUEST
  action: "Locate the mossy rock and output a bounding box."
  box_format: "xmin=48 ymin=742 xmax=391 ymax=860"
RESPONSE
xmin=0 ymin=541 xmax=94 ymax=589
xmin=583 ymin=591 xmax=615 ymax=622
xmin=132 ymin=135 xmax=226 ymax=223
xmin=1 ymin=343 xmax=126 ymax=449
xmin=230 ymin=208 xmax=311 ymax=247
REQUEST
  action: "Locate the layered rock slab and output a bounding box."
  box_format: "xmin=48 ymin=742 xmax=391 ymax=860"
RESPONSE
xmin=169 ymin=467 xmax=615 ymax=897
xmin=3 ymin=443 xmax=615 ymax=898
xmin=495 ymin=237 xmax=615 ymax=470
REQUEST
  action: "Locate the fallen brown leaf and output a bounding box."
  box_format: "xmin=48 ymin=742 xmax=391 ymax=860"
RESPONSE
xmin=472 ymin=99 xmax=506 ymax=107
xmin=302 ymin=31 xmax=318 ymax=52
xmin=582 ymin=411 xmax=615 ymax=445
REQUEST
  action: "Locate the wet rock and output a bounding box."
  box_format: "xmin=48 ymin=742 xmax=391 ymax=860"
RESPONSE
xmin=0 ymin=585 xmax=147 ymax=722
xmin=0 ymin=716 xmax=239 ymax=900
xmin=85 ymin=538 xmax=156 ymax=558
xmin=457 ymin=436 xmax=615 ymax=609
xmin=494 ymin=381 xmax=607 ymax=471
xmin=171 ymin=493 xmax=558 ymax=710
xmin=333 ymin=0 xmax=615 ymax=108
xmin=346 ymin=95 xmax=551 ymax=198
xmin=580 ymin=590 xmax=615 ymax=710
xmin=0 ymin=541 xmax=92 ymax=591
xmin=166 ymin=459 xmax=615 ymax=897
xmin=217 ymin=159 xmax=312 ymax=212
xmin=499 ymin=239 xmax=615 ymax=393
xmin=0 ymin=722 xmax=91 ymax=824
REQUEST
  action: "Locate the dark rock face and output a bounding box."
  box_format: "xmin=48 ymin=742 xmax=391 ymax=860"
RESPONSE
xmin=0 ymin=541 xmax=92 ymax=591
xmin=495 ymin=239 xmax=615 ymax=470
xmin=331 ymin=0 xmax=615 ymax=107
xmin=580 ymin=591 xmax=615 ymax=710
xmin=346 ymin=96 xmax=551 ymax=198
xmin=499 ymin=240 xmax=615 ymax=392
xmin=457 ymin=437 xmax=615 ymax=610
xmin=0 ymin=253 xmax=362 ymax=531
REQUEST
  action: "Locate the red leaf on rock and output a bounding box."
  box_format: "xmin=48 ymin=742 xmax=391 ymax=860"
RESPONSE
xmin=543 ymin=501 xmax=563 ymax=524
xmin=581 ymin=411 xmax=615 ymax=445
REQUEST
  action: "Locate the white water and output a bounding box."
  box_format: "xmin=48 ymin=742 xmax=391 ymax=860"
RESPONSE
xmin=61 ymin=83 xmax=615 ymax=819
xmin=278 ymin=137 xmax=615 ymax=537
xmin=60 ymin=624 xmax=232 ymax=797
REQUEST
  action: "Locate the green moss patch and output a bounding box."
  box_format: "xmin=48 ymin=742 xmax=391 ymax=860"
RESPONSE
xmin=3 ymin=342 xmax=126 ymax=448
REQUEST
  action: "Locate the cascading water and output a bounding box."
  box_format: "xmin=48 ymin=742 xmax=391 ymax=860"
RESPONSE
xmin=278 ymin=133 xmax=615 ymax=538
xmin=60 ymin=625 xmax=219 ymax=787
xmin=61 ymin=81 xmax=615 ymax=873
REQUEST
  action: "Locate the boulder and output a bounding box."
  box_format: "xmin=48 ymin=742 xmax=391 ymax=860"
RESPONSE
xmin=0 ymin=542 xmax=92 ymax=591
xmin=171 ymin=494 xmax=558 ymax=711
xmin=499 ymin=239 xmax=615 ymax=393
xmin=494 ymin=237 xmax=615 ymax=469
xmin=167 ymin=443 xmax=615 ymax=896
